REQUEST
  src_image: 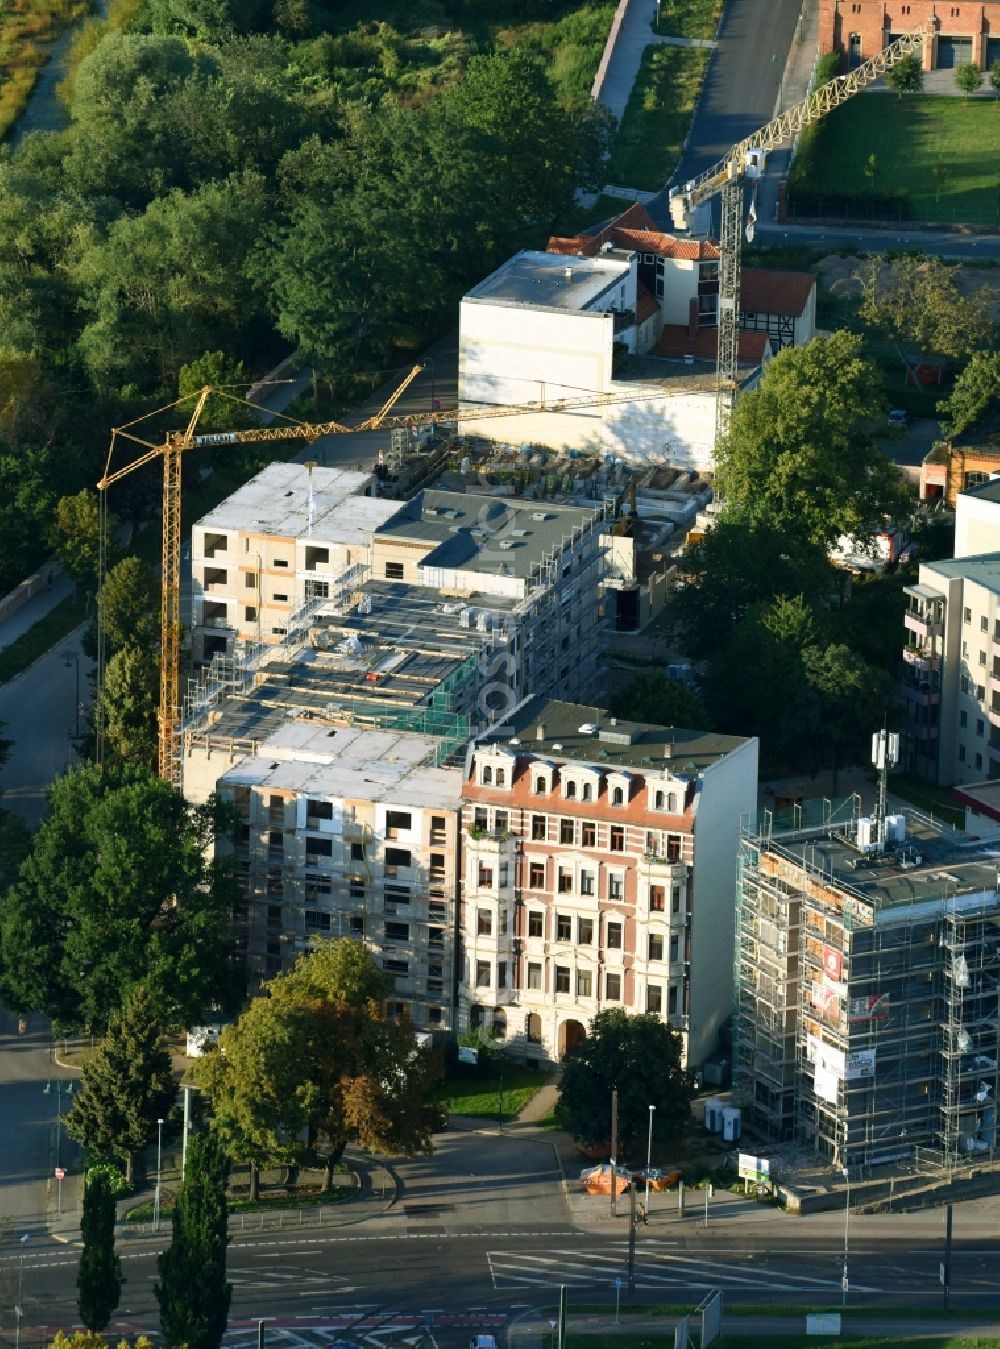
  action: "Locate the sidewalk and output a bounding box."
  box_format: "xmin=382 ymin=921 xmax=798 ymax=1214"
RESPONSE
xmin=596 ymin=0 xmax=699 ymax=124
xmin=757 ymin=0 xmax=819 ymax=225
xmin=0 ymin=573 xmax=72 ymax=653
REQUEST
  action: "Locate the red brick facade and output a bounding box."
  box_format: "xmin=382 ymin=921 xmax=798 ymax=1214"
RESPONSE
xmin=820 ymin=0 xmax=1000 ymax=69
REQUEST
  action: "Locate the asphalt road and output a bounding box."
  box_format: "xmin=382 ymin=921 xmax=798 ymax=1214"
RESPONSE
xmin=757 ymin=220 xmax=1000 ymax=260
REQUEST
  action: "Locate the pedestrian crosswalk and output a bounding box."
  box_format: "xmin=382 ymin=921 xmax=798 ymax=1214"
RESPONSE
xmin=486 ymin=1241 xmax=876 ymax=1295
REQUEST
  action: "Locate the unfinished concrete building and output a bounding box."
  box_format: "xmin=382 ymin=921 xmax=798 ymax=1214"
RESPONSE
xmin=736 ymin=797 xmax=1000 ymax=1169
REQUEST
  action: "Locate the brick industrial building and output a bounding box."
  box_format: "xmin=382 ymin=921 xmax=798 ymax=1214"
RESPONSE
xmin=820 ymin=0 xmax=1000 ymax=70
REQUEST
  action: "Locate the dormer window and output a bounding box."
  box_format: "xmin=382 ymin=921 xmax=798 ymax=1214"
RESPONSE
xmin=655 ymin=790 xmax=664 ymax=809
xmin=565 ymin=781 xmax=577 ymax=800
xmin=582 ymin=783 xmax=593 ymax=802
xmin=496 ymin=768 xmax=505 ymax=787
xmin=482 ymin=765 xmax=492 ymax=785
xmin=535 ymin=776 xmax=547 ymax=794
xmin=612 ymin=787 xmax=624 ymax=806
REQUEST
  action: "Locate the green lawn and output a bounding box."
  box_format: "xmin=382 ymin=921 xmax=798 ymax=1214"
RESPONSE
xmin=789 ymin=95 xmax=1000 ymax=226
xmin=0 ymin=590 xmax=89 ymax=686
xmin=567 ymin=1336 xmax=1000 ymax=1349
xmin=654 ymin=0 xmax=723 ymax=41
xmin=608 ymin=43 xmax=710 ymax=190
xmin=430 ymin=1062 xmax=550 ymax=1119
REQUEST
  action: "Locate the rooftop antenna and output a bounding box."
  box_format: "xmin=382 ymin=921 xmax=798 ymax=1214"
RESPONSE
xmin=305 ymin=458 xmax=318 ymax=532
xmin=871 ymin=728 xmax=899 ymax=850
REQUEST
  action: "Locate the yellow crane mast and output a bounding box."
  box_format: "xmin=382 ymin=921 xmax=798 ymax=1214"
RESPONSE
xmin=668 ymin=24 xmax=932 ymax=448
xmin=97 ymin=368 xmax=704 ymax=787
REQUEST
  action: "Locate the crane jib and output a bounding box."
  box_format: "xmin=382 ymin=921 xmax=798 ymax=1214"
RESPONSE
xmin=193 ymin=432 xmax=241 ymax=445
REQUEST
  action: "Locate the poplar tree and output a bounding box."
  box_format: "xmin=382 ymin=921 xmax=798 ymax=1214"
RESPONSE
xmin=155 ymin=1133 xmax=231 ymax=1349
xmin=66 ymin=985 xmax=177 ymax=1185
xmin=77 ymin=1172 xmax=123 ymax=1332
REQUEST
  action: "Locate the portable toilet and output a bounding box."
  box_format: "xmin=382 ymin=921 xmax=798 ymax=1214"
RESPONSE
xmin=722 ymin=1106 xmax=742 ymax=1143
xmin=704 ymin=1097 xmax=724 ymax=1133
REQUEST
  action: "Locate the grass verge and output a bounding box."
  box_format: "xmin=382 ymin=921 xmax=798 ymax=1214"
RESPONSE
xmin=653 ymin=0 xmax=723 ymax=41
xmin=788 ymin=94 xmax=1000 ymax=226
xmin=0 ymin=590 xmax=88 ymax=685
xmin=429 ymin=1062 xmax=550 ymax=1119
xmin=608 ymin=44 xmax=710 ymax=190
xmin=124 ymin=1182 xmax=357 ymax=1222
xmin=0 ymin=0 xmax=91 ymax=140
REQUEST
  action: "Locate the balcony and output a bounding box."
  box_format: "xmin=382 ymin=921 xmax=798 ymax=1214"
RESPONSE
xmin=989 ymin=707 xmax=1000 ymax=730
xmin=899 ymin=681 xmax=940 ymax=707
xmin=904 ymin=611 xmax=943 ymax=641
xmin=901 ymin=645 xmax=937 ymax=673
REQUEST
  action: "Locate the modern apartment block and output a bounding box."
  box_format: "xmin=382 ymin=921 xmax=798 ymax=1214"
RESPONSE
xmin=736 ymin=799 xmax=1000 ymax=1168
xmin=458 ymin=697 xmax=758 ymax=1068
xmin=190 ymin=462 xmax=397 ymax=665
xmin=184 ymin=719 xmax=463 ymax=1028
xmin=900 ymin=553 xmax=1000 ymax=785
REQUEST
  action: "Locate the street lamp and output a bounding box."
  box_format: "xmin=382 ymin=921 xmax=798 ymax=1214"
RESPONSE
xmin=154 ymin=1117 xmax=165 ymax=1231
xmin=645 ymin=1104 xmax=656 ymax=1212
xmin=841 ymin=1165 xmax=850 ymax=1308
xmin=15 ymin=1233 xmax=29 ymax=1349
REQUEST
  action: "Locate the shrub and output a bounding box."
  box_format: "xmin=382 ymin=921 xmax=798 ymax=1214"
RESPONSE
xmin=815 ymin=50 xmax=841 ymax=84
xmin=86 ymin=1160 xmax=131 ymax=1198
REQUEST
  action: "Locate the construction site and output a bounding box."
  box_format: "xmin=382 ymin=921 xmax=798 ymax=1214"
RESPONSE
xmin=735 ymin=772 xmax=1000 ymax=1183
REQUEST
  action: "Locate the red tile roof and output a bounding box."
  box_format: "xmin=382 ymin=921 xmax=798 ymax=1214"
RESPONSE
xmin=741 ymin=268 xmax=815 ymax=318
xmin=547 ymin=203 xmax=720 ymax=263
xmin=655 ymin=325 xmax=769 ymax=366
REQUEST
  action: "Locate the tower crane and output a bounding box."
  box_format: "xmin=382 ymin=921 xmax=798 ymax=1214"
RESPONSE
xmin=97 ymin=368 xmax=709 ymax=787
xmin=668 ymin=24 xmax=932 ymax=449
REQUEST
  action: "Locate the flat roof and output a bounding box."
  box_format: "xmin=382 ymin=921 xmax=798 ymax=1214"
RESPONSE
xmin=953 ymin=779 xmax=1000 ymax=822
xmin=924 ymin=552 xmax=1000 ymax=591
xmin=195 ymin=463 xmax=378 ymax=539
xmin=765 ymin=807 xmax=1000 ymax=916
xmin=465 ymin=250 xmax=629 ymax=312
xmin=375 ymin=490 xmax=602 ymax=579
xmin=217 ymin=723 xmax=463 ymax=811
xmin=479 ymin=695 xmax=750 ymax=774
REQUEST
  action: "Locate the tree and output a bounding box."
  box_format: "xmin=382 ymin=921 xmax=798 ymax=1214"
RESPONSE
xmin=195 ymin=940 xmax=442 ymax=1198
xmin=955 ymin=61 xmax=984 ymax=99
xmin=716 ymin=331 xmax=906 ymax=551
xmin=49 ymin=491 xmax=107 ymax=587
xmin=607 ymin=671 xmax=712 ymax=730
xmin=84 ymin=557 xmax=159 ymax=664
xmin=98 ymin=645 xmax=159 ymax=771
xmin=0 ymin=763 xmax=239 ymax=1032
xmin=155 ymin=1132 xmax=231 ymax=1349
xmin=670 ymin=521 xmax=832 ymax=659
xmin=77 ymin=1171 xmax=123 ymax=1332
xmin=556 ymin=1009 xmax=692 ymax=1159
xmin=863 ymin=152 xmax=878 ymax=188
xmin=991 ymin=57 xmax=1000 ymax=100
xmin=65 ymin=986 xmax=177 ymax=1185
xmin=178 ymin=352 xmax=253 ymax=433
xmin=801 ymin=643 xmax=894 ymax=785
xmin=861 ymin=255 xmax=996 ymax=360
xmin=937 ymin=351 xmax=1000 ymax=437
xmin=886 ymin=54 xmax=922 ymax=94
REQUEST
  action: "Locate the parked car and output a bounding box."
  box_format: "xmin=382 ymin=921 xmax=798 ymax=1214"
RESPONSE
xmin=887 ymin=409 xmax=909 ymax=429
xmin=470 ymin=1337 xmax=498 ymax=1349
xmin=580 ymin=1162 xmax=632 ymax=1194
xmin=635 ymin=1166 xmax=682 ymax=1192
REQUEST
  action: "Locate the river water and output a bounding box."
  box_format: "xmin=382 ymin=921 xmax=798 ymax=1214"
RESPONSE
xmin=9 ymin=0 xmax=109 ymax=146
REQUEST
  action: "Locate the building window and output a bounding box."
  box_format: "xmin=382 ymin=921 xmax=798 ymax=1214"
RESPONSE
xmin=496 ymin=768 xmax=506 ymax=787
xmin=649 ymin=935 xmax=664 ymax=961
xmin=478 ymin=864 xmax=494 ymax=887
xmin=304 ymin=910 xmax=330 ymax=934
xmin=498 ymin=961 xmax=508 ymax=989
xmin=244 ymin=606 xmax=257 ymax=622
xmin=578 ymin=917 xmax=593 ymax=945
xmin=647 ymin=984 xmax=663 ymax=1013
xmin=649 ymin=885 xmax=665 ymax=912
xmin=555 ymin=965 xmax=571 ymax=993
xmin=672 ymin=885 xmax=682 ymax=914
xmin=474 ymin=806 xmax=488 ymax=831
xmin=582 ymin=821 xmax=596 ymax=847
xmin=558 ymin=868 xmax=573 ymax=894
xmin=385 ymin=561 xmax=405 ymax=580
xmin=494 ymin=809 xmax=508 ymax=833
xmin=960 ymin=711 xmax=969 ymax=728
xmin=607 ymin=921 xmax=623 ymax=949
xmin=529 ymin=861 xmax=546 ymax=889
xmin=611 ymin=786 xmax=624 ymax=806
xmin=580 ymin=870 xmax=595 ymax=896
xmin=535 ymin=776 xmax=548 ymax=795
xmin=526 ymin=1011 xmax=542 ymax=1040
xmin=981 ymin=651 xmax=988 ymax=667
xmin=527 ymin=963 xmax=542 ymax=991
xmin=667 ymin=835 xmax=682 ymax=862
xmin=560 ymin=818 xmax=575 ymax=845
xmin=670 ymin=934 xmax=680 ymax=962
xmin=482 ymin=765 xmax=492 ymax=785
xmin=609 ymin=872 xmax=625 ymax=901
xmin=577 ymin=969 xmax=593 ymax=998
xmin=610 ymin=825 xmax=625 ymax=852
xmin=531 ymin=814 xmax=547 ymax=840
xmin=961 ymin=675 xmax=970 ymax=694
xmin=982 ymin=616 xmax=989 ymax=633
xmin=669 ymin=985 xmax=679 ymax=1015
xmin=977 ymin=719 xmax=985 ymax=737
xmin=476 ymin=960 xmax=491 ymax=987
xmin=959 ymin=745 xmax=967 ymax=762
xmin=565 ymin=780 xmax=577 ymax=800
xmin=965 ymin=607 xmax=973 ymax=624
xmin=606 ymin=972 xmax=621 ymax=1001
xmin=976 ymin=752 xmax=984 ymax=770
xmin=582 ymin=782 xmax=592 ymax=802
xmin=385 ymin=921 xmax=410 ymax=942
xmin=477 ymin=908 xmax=492 ymax=936
xmin=528 ymin=909 xmax=544 ymax=937
xmin=557 ymin=913 xmax=572 ymax=941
